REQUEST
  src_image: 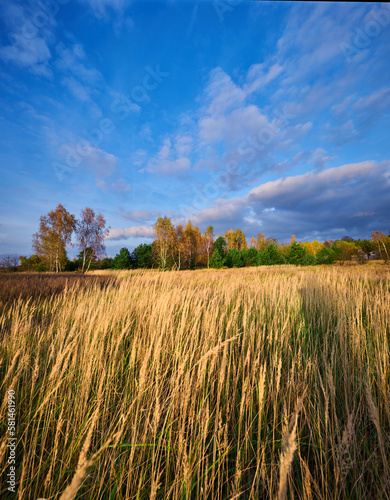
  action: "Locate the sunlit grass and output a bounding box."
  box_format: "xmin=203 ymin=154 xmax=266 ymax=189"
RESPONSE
xmin=1 ymin=265 xmax=389 ymax=499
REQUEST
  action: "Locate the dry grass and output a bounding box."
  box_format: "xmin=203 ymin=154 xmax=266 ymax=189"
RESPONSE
xmin=0 ymin=265 xmax=389 ymax=499
xmin=0 ymin=273 xmax=113 ymax=305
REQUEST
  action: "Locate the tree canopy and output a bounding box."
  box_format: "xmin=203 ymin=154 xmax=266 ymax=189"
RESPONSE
xmin=75 ymin=208 xmax=109 ymax=272
xmin=32 ymin=204 xmax=76 ymax=273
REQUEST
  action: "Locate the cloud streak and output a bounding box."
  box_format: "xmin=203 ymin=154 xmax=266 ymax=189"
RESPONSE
xmin=106 ymin=225 xmax=155 ymax=240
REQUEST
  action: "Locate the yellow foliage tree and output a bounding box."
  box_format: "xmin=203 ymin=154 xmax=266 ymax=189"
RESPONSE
xmin=32 ymin=204 xmax=76 ymax=272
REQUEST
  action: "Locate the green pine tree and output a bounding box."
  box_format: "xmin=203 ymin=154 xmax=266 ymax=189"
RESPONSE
xmin=209 ymin=249 xmax=225 ymax=269
xmin=225 ymin=248 xmax=243 ymax=268
xmin=258 ymin=244 xmax=285 ymax=265
xmin=112 ymin=248 xmax=133 ymax=269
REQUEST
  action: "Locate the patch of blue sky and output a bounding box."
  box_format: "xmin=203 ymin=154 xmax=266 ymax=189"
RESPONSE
xmin=0 ymin=1 xmax=389 ymax=255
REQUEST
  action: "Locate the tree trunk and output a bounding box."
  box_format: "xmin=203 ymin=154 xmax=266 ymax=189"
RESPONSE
xmin=381 ymin=240 xmax=389 ymax=262
xmin=55 ymin=248 xmax=59 ymax=273
xmin=86 ymin=253 xmax=93 ymax=273
xmin=82 ymin=249 xmax=87 ymax=273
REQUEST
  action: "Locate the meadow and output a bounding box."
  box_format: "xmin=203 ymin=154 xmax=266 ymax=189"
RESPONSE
xmin=0 ymin=265 xmax=389 ymax=499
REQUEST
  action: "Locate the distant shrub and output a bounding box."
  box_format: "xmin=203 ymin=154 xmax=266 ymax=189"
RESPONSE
xmin=99 ymin=257 xmax=113 ymax=269
xmin=64 ymin=260 xmax=78 ymax=272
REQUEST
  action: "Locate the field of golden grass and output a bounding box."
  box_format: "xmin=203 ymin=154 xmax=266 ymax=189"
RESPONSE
xmin=1 ymin=265 xmax=389 ymax=499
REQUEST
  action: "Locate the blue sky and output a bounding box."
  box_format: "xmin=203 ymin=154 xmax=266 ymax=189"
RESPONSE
xmin=1 ymin=0 xmax=390 ymax=257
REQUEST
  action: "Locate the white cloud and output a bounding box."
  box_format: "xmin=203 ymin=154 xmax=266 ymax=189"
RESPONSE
xmin=276 ymin=3 xmax=366 ymax=83
xmin=58 ymin=143 xmax=118 ymax=179
xmin=245 ymin=63 xmax=284 ymax=95
xmin=78 ymin=0 xmax=128 ymax=19
xmin=200 ymin=104 xmax=272 ymax=145
xmin=0 ymin=2 xmax=56 ymax=77
xmin=144 ymin=136 xmax=192 ymax=176
xmin=97 ymin=178 xmax=131 ymax=193
xmin=0 ymin=34 xmax=52 ymax=76
xmin=176 ymin=135 xmax=193 ymax=156
xmin=61 ymin=77 xmax=91 ymax=102
xmin=120 ymin=209 xmax=160 ymax=221
xmin=144 ymin=60 xmax=314 ymax=190
xmin=353 ymin=87 xmax=390 ymax=110
xmin=119 ymin=208 xmax=182 ymax=223
xmin=309 ymin=148 xmax=336 ymax=169
xmin=204 ymin=67 xmax=246 ymax=116
xmin=329 ymin=119 xmax=358 ymax=144
xmin=158 ymin=138 xmax=171 ymax=160
xmin=149 ymin=157 xmax=190 ymax=176
xmin=191 ymin=198 xmax=245 ymax=228
xmin=106 ymin=225 xmax=155 ymax=240
xmin=84 ymin=147 xmax=118 ymax=178
xmin=331 ymin=94 xmax=356 ymax=115
xmin=55 ymin=43 xmax=103 ymax=85
xmin=247 ymin=161 xmax=376 ymax=203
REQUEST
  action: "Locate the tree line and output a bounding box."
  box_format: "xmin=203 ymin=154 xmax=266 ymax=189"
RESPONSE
xmin=147 ymin=217 xmax=390 ymax=270
xmin=109 ymin=218 xmax=390 ymax=270
xmin=1 ymin=207 xmax=389 ymax=272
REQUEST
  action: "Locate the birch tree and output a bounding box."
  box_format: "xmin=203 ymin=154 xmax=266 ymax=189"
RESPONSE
xmin=75 ymin=208 xmax=109 ymax=273
xmin=32 ymin=204 xmax=76 ymax=272
xmin=202 ymin=226 xmax=214 ymax=269
xmin=371 ymin=230 xmax=390 ymax=262
xmin=153 ymin=216 xmax=176 ymax=270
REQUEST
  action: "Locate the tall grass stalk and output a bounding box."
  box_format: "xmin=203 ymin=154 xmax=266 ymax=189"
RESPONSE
xmin=0 ymin=265 xmax=389 ymax=499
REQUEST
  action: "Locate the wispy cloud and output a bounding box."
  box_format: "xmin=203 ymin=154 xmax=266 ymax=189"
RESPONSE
xmin=55 ymin=42 xmax=103 ymax=86
xmin=119 ymin=209 xmax=161 ymax=221
xmin=78 ymin=0 xmax=128 ymax=18
xmin=119 ymin=208 xmax=182 ymax=223
xmin=353 ymin=87 xmax=390 ymax=111
xmin=144 ymin=137 xmax=191 ymax=176
xmin=0 ymin=35 xmax=52 ymax=77
xmin=97 ymin=177 xmax=131 ymax=193
xmin=244 ymin=63 xmax=284 ymax=95
xmin=57 ymin=143 xmax=118 ymax=180
xmin=106 ymin=225 xmax=155 ymax=240
xmin=0 ymin=1 xmax=59 ymax=78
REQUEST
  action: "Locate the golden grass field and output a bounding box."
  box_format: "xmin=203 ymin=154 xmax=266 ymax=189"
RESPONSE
xmin=1 ymin=265 xmax=389 ymax=499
